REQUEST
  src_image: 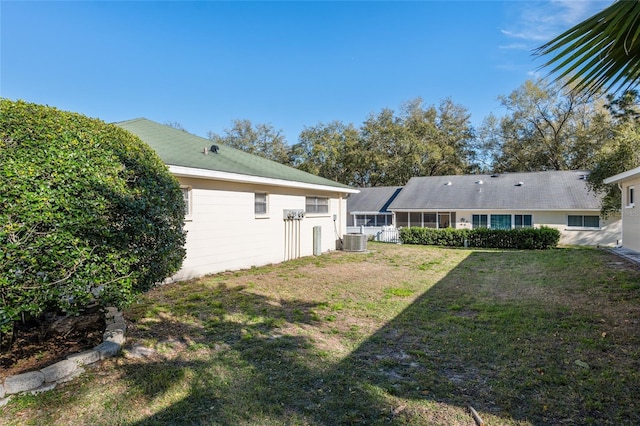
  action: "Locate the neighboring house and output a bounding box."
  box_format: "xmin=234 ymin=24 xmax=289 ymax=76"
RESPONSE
xmin=346 ymin=186 xmax=402 ymax=237
xmin=604 ymin=166 xmax=640 ymax=252
xmin=350 ymin=171 xmax=619 ymax=247
xmin=116 ymin=118 xmax=358 ymax=281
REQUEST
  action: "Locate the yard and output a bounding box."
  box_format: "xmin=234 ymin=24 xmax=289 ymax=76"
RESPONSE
xmin=2 ymin=243 xmax=639 ymax=425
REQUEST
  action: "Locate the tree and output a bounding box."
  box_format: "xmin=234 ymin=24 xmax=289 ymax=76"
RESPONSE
xmin=536 ymin=0 xmax=640 ymax=95
xmin=427 ymin=98 xmax=475 ymax=176
xmin=208 ymin=119 xmax=290 ymax=164
xmin=291 ymin=121 xmax=362 ymax=185
xmin=588 ymin=121 xmax=640 ymax=215
xmin=588 ymin=90 xmax=640 ymax=214
xmin=358 ymin=106 xmax=414 ymax=186
xmin=165 ymin=121 xmax=187 ymax=131
xmin=478 ymin=79 xmax=612 ymax=172
xmin=292 ymin=98 xmax=474 ymax=187
xmin=0 ymin=99 xmax=186 ymax=334
xmin=605 ymin=89 xmax=640 ymax=122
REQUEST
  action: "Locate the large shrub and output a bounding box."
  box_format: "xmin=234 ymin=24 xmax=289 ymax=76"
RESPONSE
xmin=0 ymin=99 xmax=186 ymax=333
xmin=399 ymin=226 xmax=560 ymax=249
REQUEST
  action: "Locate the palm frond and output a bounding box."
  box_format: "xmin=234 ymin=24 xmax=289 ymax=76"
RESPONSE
xmin=536 ymin=0 xmax=640 ymax=95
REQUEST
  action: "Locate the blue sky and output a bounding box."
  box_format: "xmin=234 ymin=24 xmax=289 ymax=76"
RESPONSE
xmin=1 ymin=1 xmax=611 ymax=144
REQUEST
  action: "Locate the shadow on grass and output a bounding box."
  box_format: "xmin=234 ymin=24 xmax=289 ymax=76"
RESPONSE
xmin=68 ymin=250 xmax=640 ymax=424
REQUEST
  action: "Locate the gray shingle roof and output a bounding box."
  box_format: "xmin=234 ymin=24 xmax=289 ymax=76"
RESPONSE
xmin=388 ymin=171 xmax=601 ymax=211
xmin=347 ymin=187 xmax=403 ymax=213
xmin=115 ymin=118 xmax=353 ymax=191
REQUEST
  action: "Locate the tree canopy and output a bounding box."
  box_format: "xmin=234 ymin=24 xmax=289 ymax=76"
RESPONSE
xmin=208 ymin=119 xmax=290 ymax=164
xmin=0 ymin=99 xmax=186 ymax=334
xmin=291 ymin=98 xmax=475 ymax=187
xmin=477 ymin=79 xmax=613 ymax=173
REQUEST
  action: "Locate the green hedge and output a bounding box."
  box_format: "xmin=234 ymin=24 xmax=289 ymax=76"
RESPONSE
xmin=399 ymin=226 xmax=560 ymax=249
xmin=1 ymin=99 xmax=187 ymax=334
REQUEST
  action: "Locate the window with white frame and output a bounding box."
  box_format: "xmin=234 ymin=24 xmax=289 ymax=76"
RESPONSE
xmin=567 ymin=215 xmax=600 ymax=228
xmin=305 ymin=196 xmax=329 ymax=214
xmin=472 ymin=214 xmax=488 ymax=229
xmin=255 ymin=192 xmax=268 ymax=215
xmin=628 ymin=186 xmax=635 ymax=207
xmin=490 ymin=214 xmax=512 ymax=230
xmin=181 ymin=187 xmax=192 ymax=217
xmin=514 ymin=214 xmax=533 ymax=228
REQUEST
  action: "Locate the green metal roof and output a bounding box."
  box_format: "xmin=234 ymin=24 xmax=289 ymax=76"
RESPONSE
xmin=116 ymin=118 xmax=352 ymax=190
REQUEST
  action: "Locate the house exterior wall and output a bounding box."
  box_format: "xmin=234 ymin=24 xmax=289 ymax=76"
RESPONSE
xmin=532 ymin=210 xmax=621 ymax=247
xmin=174 ymin=176 xmax=347 ymax=281
xmin=621 ymin=175 xmax=640 ymax=252
xmin=392 ymin=210 xmax=621 ymax=247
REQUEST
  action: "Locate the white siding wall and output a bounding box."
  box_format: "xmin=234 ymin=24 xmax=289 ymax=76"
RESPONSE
xmin=531 ymin=211 xmax=620 ymax=246
xmin=174 ymin=177 xmax=347 ymax=281
xmin=622 ymin=176 xmax=640 ymax=252
xmin=450 ymin=210 xmax=621 ymax=247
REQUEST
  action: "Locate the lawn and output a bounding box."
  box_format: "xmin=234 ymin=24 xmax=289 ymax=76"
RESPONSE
xmin=2 ymin=243 xmax=639 ymax=425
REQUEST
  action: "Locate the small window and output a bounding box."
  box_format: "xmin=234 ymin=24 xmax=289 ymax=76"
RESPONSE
xmin=180 ymin=187 xmax=192 ymax=217
xmin=628 ymin=186 xmax=635 ymax=207
xmin=472 ymin=214 xmax=488 ymax=229
xmin=568 ymin=215 xmax=600 ymax=228
xmin=583 ymin=216 xmax=600 ymax=228
xmin=305 ymin=196 xmax=329 ymax=214
xmin=514 ymin=214 xmax=533 ymax=228
xmin=255 ymin=192 xmax=268 ymax=215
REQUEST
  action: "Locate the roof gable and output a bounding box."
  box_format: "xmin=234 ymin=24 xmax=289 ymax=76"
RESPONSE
xmin=388 ymin=171 xmax=601 ymax=211
xmin=115 ymin=118 xmax=353 ymax=192
xmin=347 ymin=187 xmax=403 ymax=213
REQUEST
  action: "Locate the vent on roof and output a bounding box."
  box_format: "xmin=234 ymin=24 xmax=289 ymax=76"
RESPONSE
xmin=490 ymin=173 xmax=500 ymax=178
xmin=445 ymin=181 xmax=452 ymax=186
xmin=475 ymin=179 xmax=484 ymax=184
xmin=579 ymin=174 xmax=589 ymax=180
xmin=515 ymin=181 xmax=524 ymax=186
xmin=203 ymin=145 xmax=219 ymax=155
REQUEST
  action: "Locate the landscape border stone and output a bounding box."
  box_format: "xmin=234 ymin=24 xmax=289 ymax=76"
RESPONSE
xmin=0 ymin=307 xmax=126 ymax=407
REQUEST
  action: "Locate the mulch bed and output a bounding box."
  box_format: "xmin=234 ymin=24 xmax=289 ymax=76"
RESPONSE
xmin=0 ymin=310 xmax=105 ymax=381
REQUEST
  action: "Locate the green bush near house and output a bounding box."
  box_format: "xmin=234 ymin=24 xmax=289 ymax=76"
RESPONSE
xmin=0 ymin=99 xmax=186 ymax=334
xmin=400 ymin=226 xmax=560 ymax=249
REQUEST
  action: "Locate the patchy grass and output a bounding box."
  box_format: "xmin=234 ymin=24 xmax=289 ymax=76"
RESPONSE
xmin=2 ymin=244 xmax=640 ymax=425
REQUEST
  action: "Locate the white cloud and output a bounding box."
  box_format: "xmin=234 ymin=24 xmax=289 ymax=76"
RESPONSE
xmin=527 ymin=70 xmax=542 ymax=79
xmin=502 ymin=0 xmax=611 ymax=45
xmin=498 ymin=41 xmax=529 ymax=50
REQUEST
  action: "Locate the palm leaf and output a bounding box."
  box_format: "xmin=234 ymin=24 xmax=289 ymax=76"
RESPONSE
xmin=536 ymin=0 xmax=640 ymax=95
